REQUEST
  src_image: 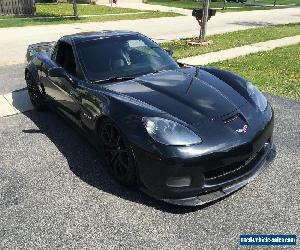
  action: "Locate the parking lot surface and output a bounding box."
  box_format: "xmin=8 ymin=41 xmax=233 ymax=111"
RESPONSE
xmin=0 ymin=94 xmax=299 ymax=249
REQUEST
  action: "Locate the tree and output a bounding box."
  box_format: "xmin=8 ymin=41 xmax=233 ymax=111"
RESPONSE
xmin=73 ymin=0 xmax=78 ymax=18
xmin=223 ymin=0 xmax=227 ymax=10
xmin=199 ymin=0 xmax=210 ymax=43
xmin=273 ymin=0 xmax=277 ymax=6
xmin=189 ymin=0 xmax=215 ymax=45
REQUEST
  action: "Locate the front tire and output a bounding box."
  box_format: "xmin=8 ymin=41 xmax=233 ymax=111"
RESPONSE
xmin=98 ymin=119 xmax=137 ymax=186
xmin=25 ymin=72 xmax=47 ymax=111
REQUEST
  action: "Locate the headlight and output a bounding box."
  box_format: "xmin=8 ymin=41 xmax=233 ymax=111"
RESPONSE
xmin=142 ymin=117 xmax=202 ymax=146
xmin=246 ymin=82 xmax=267 ymax=112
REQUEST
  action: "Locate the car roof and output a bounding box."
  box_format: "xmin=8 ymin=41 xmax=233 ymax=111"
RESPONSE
xmin=61 ymin=30 xmax=140 ymax=44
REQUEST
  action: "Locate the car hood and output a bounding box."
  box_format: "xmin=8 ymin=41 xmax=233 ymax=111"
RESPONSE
xmin=103 ymin=67 xmax=248 ymax=124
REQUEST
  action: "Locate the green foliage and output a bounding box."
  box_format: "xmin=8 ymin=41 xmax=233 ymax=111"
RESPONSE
xmin=147 ymin=0 xmax=299 ymax=11
xmin=0 ymin=4 xmax=181 ymax=28
xmin=211 ymin=43 xmax=300 ymax=100
xmin=35 ymin=3 xmax=140 ymax=17
xmin=161 ymin=23 xmax=300 ymax=59
xmin=255 ymin=0 xmax=300 ymax=5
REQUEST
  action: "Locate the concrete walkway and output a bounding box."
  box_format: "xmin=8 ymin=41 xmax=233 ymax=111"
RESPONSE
xmin=97 ymin=2 xmax=192 ymax=15
xmin=179 ymin=35 xmax=300 ymax=65
xmin=0 ymin=7 xmax=299 ymax=67
xmin=0 ymin=89 xmax=33 ymax=118
xmin=97 ymin=2 xmax=293 ymax=14
xmin=1 ymin=34 xmax=299 ymax=118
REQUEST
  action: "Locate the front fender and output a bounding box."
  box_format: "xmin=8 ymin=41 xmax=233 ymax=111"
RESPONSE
xmin=82 ymin=88 xmax=164 ymax=153
xmin=201 ymin=66 xmax=251 ymax=102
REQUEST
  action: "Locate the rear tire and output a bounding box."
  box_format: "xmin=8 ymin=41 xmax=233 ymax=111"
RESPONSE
xmin=98 ymin=119 xmax=137 ymax=186
xmin=25 ymin=72 xmax=47 ymax=111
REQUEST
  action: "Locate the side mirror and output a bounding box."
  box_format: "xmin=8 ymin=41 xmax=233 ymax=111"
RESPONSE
xmin=165 ymin=48 xmax=174 ymax=57
xmin=48 ymin=67 xmax=66 ymax=78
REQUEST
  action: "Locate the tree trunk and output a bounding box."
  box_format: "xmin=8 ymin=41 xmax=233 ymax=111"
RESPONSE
xmin=199 ymin=0 xmax=209 ymax=42
xmin=223 ymin=0 xmax=226 ymax=10
xmin=273 ymin=0 xmax=277 ymax=6
xmin=73 ymin=0 xmax=78 ymax=18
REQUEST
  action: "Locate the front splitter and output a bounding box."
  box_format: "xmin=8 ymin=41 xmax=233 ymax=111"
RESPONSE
xmin=142 ymin=143 xmax=277 ymax=207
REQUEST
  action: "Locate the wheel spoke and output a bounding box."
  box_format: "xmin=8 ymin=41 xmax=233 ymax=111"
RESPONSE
xmin=116 ymin=136 xmax=121 ymax=146
xmin=110 ymin=151 xmax=119 ymax=164
xmin=102 ymin=126 xmax=117 ymax=148
xmin=106 ymin=149 xmax=128 ymax=153
xmin=109 ymin=126 xmax=114 ymax=139
xmin=119 ymin=158 xmax=129 ymax=171
xmin=116 ymin=155 xmax=127 ymax=176
xmin=119 ymin=152 xmax=129 ymax=168
xmin=112 ymin=156 xmax=122 ymax=176
xmin=117 ymin=163 xmax=127 ymax=176
xmin=104 ymin=149 xmax=118 ymax=163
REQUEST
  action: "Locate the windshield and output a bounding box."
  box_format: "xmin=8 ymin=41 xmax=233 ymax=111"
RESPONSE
xmin=76 ymin=34 xmax=179 ymax=82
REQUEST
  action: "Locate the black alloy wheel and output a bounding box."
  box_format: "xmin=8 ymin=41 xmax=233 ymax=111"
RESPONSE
xmin=25 ymin=72 xmax=47 ymax=111
xmin=98 ymin=119 xmax=137 ymax=186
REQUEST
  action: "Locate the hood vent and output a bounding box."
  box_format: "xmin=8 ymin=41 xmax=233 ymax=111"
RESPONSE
xmin=223 ymin=114 xmax=239 ymax=124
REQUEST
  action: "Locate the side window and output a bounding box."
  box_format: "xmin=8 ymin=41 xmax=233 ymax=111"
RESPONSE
xmin=55 ymin=42 xmax=77 ymax=76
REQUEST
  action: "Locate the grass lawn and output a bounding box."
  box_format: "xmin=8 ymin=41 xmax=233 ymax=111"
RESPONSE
xmin=148 ymin=0 xmax=240 ymax=9
xmin=161 ymin=23 xmax=300 ymax=59
xmin=147 ymin=0 xmax=298 ymax=12
xmin=210 ymin=43 xmax=300 ymax=100
xmin=0 ymin=3 xmax=180 ymax=28
xmin=37 ymin=3 xmax=141 ymax=17
xmin=256 ymin=0 xmax=300 ymax=5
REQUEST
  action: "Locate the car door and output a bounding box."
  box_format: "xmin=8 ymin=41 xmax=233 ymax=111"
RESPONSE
xmin=45 ymin=41 xmax=82 ymax=126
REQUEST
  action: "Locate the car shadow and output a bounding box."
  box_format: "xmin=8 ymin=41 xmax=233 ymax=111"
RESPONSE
xmin=22 ymin=109 xmax=221 ymax=214
xmin=10 ymin=88 xmax=33 ymax=112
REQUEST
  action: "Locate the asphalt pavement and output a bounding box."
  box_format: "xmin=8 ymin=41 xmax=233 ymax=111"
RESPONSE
xmin=0 ymin=94 xmax=299 ymax=249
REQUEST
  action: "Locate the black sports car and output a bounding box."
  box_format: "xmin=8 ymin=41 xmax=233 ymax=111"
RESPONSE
xmin=25 ymin=31 xmax=276 ymax=206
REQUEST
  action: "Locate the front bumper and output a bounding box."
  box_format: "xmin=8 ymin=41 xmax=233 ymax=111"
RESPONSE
xmin=158 ymin=143 xmax=276 ymax=206
xmin=134 ymin=113 xmax=276 ymax=206
xmin=138 ymin=143 xmax=276 ymax=206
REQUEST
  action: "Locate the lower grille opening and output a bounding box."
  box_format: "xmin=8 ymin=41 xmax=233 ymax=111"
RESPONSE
xmin=204 ymin=145 xmax=266 ymax=181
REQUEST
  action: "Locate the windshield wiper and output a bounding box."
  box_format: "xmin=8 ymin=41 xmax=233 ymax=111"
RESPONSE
xmin=93 ymin=76 xmax=135 ymax=84
xmin=92 ymin=69 xmax=165 ymax=83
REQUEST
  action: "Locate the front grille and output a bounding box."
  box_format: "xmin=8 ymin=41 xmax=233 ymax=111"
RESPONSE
xmin=204 ymin=145 xmax=266 ymax=182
